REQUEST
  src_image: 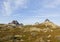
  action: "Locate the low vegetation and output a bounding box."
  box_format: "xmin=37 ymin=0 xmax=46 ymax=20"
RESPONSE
xmin=0 ymin=19 xmax=60 ymax=42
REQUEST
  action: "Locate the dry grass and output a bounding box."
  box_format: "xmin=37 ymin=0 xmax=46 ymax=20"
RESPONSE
xmin=0 ymin=24 xmax=60 ymax=42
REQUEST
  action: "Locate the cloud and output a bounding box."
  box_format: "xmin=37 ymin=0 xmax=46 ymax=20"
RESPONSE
xmin=1 ymin=0 xmax=28 ymax=16
xmin=42 ymin=0 xmax=60 ymax=8
xmin=2 ymin=1 xmax=11 ymax=16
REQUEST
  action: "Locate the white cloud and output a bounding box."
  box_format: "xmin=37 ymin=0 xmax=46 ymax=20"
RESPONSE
xmin=2 ymin=1 xmax=11 ymax=16
xmin=2 ymin=0 xmax=28 ymax=16
xmin=43 ymin=0 xmax=60 ymax=8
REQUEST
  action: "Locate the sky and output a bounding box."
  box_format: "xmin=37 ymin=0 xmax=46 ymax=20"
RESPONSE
xmin=0 ymin=0 xmax=60 ymax=25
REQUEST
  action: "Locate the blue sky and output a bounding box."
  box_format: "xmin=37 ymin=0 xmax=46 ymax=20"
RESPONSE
xmin=0 ymin=0 xmax=60 ymax=25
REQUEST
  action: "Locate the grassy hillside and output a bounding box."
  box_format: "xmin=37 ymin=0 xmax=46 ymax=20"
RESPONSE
xmin=0 ymin=23 xmax=60 ymax=42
